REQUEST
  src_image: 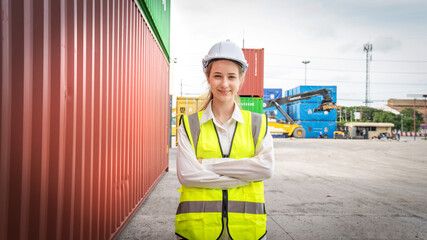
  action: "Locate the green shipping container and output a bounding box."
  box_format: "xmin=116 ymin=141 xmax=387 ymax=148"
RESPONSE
xmin=136 ymin=0 xmax=170 ymax=60
xmin=240 ymin=97 xmax=264 ymax=114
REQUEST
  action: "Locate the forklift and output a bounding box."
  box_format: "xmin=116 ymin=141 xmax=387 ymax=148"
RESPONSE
xmin=263 ymin=88 xmax=341 ymax=138
xmin=334 ymin=124 xmax=349 ymax=139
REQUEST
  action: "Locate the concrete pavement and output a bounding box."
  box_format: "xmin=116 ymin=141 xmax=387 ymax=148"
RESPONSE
xmin=118 ymin=138 xmax=427 ymax=240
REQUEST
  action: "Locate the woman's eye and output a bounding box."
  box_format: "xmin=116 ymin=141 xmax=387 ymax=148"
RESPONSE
xmin=214 ymin=75 xmax=221 ymax=78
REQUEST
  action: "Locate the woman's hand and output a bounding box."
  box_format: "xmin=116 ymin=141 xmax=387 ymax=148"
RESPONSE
xmin=197 ymin=158 xmax=203 ymax=164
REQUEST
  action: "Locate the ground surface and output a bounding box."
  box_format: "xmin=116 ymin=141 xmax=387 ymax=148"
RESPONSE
xmin=118 ymin=138 xmax=427 ymax=240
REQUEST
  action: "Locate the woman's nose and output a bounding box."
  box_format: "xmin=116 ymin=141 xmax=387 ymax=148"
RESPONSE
xmin=220 ymin=78 xmax=229 ymax=87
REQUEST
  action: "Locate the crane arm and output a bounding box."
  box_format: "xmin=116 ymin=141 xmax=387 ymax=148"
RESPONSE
xmin=263 ymin=88 xmax=341 ymax=122
xmin=263 ymin=88 xmax=334 ymax=109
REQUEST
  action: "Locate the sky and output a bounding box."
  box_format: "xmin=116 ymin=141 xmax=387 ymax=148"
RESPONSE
xmin=169 ymin=0 xmax=427 ymax=108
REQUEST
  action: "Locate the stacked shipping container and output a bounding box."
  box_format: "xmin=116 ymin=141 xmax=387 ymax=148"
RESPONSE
xmin=285 ymin=86 xmax=338 ymax=138
xmin=285 ymin=85 xmax=337 ymax=103
xmin=175 ymin=97 xmax=205 ymax=123
xmin=287 ymin=103 xmax=337 ymax=121
xmin=0 ymin=0 xmax=169 ymax=239
xmin=263 ymin=88 xmax=282 ymax=101
xmin=240 ymin=97 xmax=263 ymax=114
xmin=174 ymin=97 xmax=205 ymax=146
xmin=295 ymin=121 xmax=337 ymax=138
xmin=239 ymin=49 xmax=264 ymax=97
xmin=238 ymin=48 xmax=264 ymax=114
xmin=135 ymin=0 xmax=170 ymax=59
xmin=263 ymin=88 xmax=282 ymax=130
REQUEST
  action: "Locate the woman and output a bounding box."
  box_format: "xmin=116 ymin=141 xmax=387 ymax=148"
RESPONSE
xmin=175 ymin=40 xmax=275 ymax=240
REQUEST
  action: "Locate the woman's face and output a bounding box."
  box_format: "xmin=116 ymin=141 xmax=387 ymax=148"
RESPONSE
xmin=207 ymin=60 xmax=243 ymax=104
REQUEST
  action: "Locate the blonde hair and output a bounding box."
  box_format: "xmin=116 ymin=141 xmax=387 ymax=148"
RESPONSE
xmin=199 ymin=60 xmax=245 ymax=111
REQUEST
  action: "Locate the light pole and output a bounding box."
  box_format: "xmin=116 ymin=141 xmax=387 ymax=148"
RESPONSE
xmin=414 ymin=98 xmax=416 ymax=140
xmin=407 ymin=94 xmax=427 ymax=140
xmin=302 ymin=60 xmax=310 ymax=85
xmin=363 ymin=43 xmax=373 ymax=107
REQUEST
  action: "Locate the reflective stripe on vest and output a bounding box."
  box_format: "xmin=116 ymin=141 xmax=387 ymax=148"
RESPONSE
xmin=176 ymin=109 xmax=268 ymax=240
xmin=177 ymin=201 xmax=266 ymax=215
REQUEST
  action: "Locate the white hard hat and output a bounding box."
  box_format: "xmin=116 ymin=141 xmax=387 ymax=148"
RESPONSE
xmin=202 ymin=39 xmax=248 ymax=74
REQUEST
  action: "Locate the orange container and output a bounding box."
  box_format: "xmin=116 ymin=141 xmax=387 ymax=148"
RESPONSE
xmin=0 ymin=0 xmax=169 ymax=239
xmin=238 ymin=48 xmax=264 ymax=97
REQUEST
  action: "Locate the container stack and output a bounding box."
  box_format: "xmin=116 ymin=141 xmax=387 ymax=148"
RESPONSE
xmin=175 ymin=97 xmax=205 ymax=146
xmin=263 ymin=88 xmax=283 ymax=101
xmin=263 ymin=88 xmax=282 ymax=128
xmin=240 ymin=97 xmax=264 ymax=114
xmin=239 ymin=49 xmax=265 ymax=113
xmin=0 ymin=1 xmax=170 ymax=239
xmin=136 ymin=0 xmax=171 ymax=60
xmin=285 ymin=86 xmax=338 ymax=138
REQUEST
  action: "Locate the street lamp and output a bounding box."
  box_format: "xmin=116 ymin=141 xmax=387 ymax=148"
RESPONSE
xmin=302 ymin=60 xmax=310 ymax=85
xmin=407 ymin=94 xmax=427 ymax=140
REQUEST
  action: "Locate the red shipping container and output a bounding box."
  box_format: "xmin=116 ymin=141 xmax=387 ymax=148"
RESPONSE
xmin=238 ymin=48 xmax=264 ymax=97
xmin=0 ymin=0 xmax=169 ymax=240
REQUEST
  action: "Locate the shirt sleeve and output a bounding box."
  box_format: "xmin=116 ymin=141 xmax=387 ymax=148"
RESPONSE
xmin=202 ymin=130 xmax=275 ymax=182
xmin=176 ymin=123 xmax=250 ymax=190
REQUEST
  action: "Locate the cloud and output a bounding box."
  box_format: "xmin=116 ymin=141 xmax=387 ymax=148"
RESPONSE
xmin=373 ymin=36 xmax=402 ymax=53
xmin=338 ymin=41 xmax=363 ymax=53
xmin=338 ymin=36 xmax=402 ymax=54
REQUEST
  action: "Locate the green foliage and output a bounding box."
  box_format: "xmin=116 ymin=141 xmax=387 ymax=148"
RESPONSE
xmin=339 ymin=106 xmax=382 ymax=122
xmin=400 ymin=108 xmax=424 ymax=120
xmin=337 ymin=107 xmax=425 ymax=131
xmin=402 ymin=117 xmax=414 ymax=131
xmin=399 ymin=108 xmax=424 ymax=131
xmin=373 ymin=111 xmax=400 ymax=128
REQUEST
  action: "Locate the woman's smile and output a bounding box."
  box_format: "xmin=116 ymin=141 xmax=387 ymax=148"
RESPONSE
xmin=218 ymin=89 xmax=231 ymax=95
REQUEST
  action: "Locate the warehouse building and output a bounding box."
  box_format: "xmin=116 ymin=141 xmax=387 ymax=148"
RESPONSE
xmin=387 ymin=99 xmax=427 ymax=116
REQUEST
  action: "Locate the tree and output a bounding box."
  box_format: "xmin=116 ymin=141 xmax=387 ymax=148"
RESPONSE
xmin=400 ymin=108 xmax=424 ymax=119
xmin=373 ymin=111 xmax=400 ymax=129
xmin=399 ymin=108 xmax=424 ymax=131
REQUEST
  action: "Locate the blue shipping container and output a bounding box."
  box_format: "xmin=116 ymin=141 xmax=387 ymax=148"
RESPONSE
xmin=288 ymin=102 xmax=337 ymax=121
xmin=285 ymin=85 xmax=337 ymax=103
xmin=296 ymin=120 xmax=337 ymax=138
xmin=263 ymin=88 xmax=282 ymax=101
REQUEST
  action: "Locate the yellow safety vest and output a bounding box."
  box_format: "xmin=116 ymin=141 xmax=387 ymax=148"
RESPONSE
xmin=176 ymin=109 xmax=268 ymax=240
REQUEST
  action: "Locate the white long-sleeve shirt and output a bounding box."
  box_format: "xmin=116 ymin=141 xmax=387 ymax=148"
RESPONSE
xmin=176 ymin=101 xmax=275 ymax=190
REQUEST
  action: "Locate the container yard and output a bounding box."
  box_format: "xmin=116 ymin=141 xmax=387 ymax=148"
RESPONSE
xmin=118 ymin=138 xmax=427 ymax=240
xmin=2 ymin=0 xmax=427 ymax=240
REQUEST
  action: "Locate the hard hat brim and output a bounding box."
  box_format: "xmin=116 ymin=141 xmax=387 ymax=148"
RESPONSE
xmin=202 ymin=56 xmax=248 ymax=74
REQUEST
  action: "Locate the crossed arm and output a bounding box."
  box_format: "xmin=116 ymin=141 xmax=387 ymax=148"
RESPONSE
xmin=176 ymin=124 xmax=275 ymax=190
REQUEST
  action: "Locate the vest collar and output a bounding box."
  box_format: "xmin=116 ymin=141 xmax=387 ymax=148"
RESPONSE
xmin=201 ymin=100 xmax=245 ymax=126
